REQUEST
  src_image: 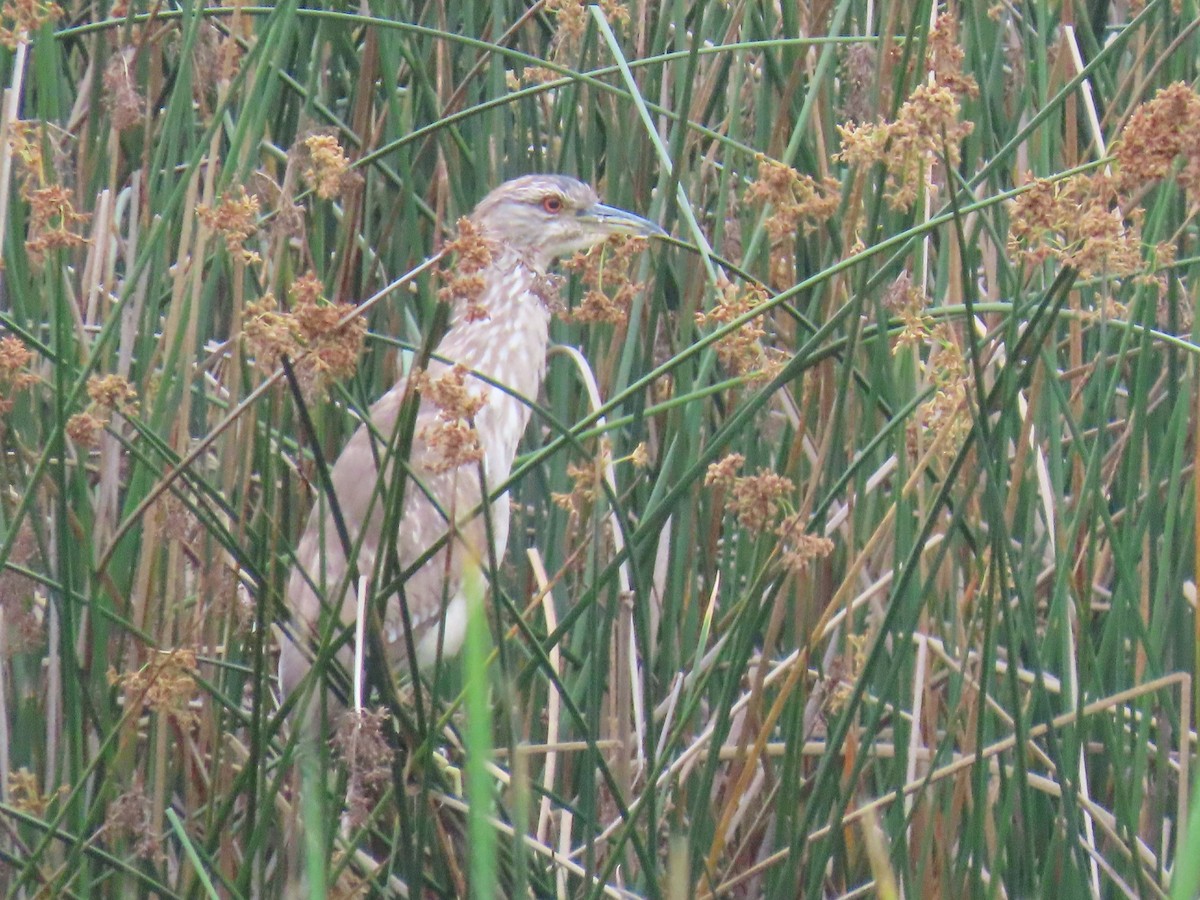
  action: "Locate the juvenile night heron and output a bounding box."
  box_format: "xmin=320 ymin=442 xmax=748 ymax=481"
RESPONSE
xmin=278 ymin=174 xmax=664 ymax=707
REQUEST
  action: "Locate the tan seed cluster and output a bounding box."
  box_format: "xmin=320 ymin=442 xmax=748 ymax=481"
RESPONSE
xmin=108 ymin=648 xmax=200 ymax=728
xmin=562 ymin=235 xmax=647 ymax=325
xmin=0 ymin=335 xmax=37 ymax=415
xmin=8 ymin=120 xmax=44 ymax=177
xmin=415 ymin=364 xmax=487 ymax=474
xmin=242 ymin=297 xmax=293 ymax=369
xmin=421 ymin=419 xmax=484 ymax=475
xmin=1007 ymin=173 xmax=1143 ymax=280
xmin=914 ymin=324 xmax=972 ymax=464
xmin=302 ymin=134 xmax=355 ymax=200
xmin=444 ymin=216 xmax=494 ymax=271
xmin=705 ymin=454 xmax=793 ymax=534
xmin=926 ymin=326 xmax=968 ymax=392
xmin=545 ymin=0 xmax=628 ymax=56
xmin=704 ymin=452 xmax=745 ymax=487
xmin=65 ymin=411 xmax=105 ymax=447
xmin=0 ymin=335 xmax=33 ymax=372
xmin=0 ymin=0 xmax=61 ymax=48
xmin=552 ymin=459 xmax=600 ymax=523
xmin=24 ymin=184 xmax=88 ymax=263
xmin=925 ymin=11 xmax=977 ymax=97
xmin=724 ymin=470 xmax=794 ymax=534
xmin=776 ymin=513 xmax=835 ymax=575
xmin=545 ymin=0 xmax=587 ymax=51
xmin=1113 ymin=82 xmax=1200 ymax=195
xmin=1009 ymin=84 xmax=1200 ymax=285
xmin=561 ymin=236 xmax=648 ymax=324
xmin=439 ymin=217 xmax=499 ymax=323
xmin=694 ymin=279 xmax=783 ymax=382
xmin=706 ymin=454 xmax=832 ymax=569
xmin=198 ymin=185 xmax=261 ymax=261
xmin=1080 ymin=296 xmax=1129 ymax=325
xmin=414 ymin=363 xmax=487 ymax=420
xmin=103 ymin=48 xmax=144 ymax=132
xmin=87 ymin=373 xmax=138 ymax=410
xmin=883 ymin=271 xmax=932 ymax=352
xmin=563 ymin=233 xmax=647 ymax=281
xmin=331 ymin=708 xmax=394 ymax=831
xmin=9 ymin=121 xmax=88 ymax=267
xmin=745 ymin=157 xmax=839 ymax=288
xmin=837 ymin=14 xmax=977 ymax=211
xmin=917 ymin=379 xmax=971 ymax=464
xmin=242 ymin=272 xmax=366 ymax=400
xmin=66 ymin=373 xmax=138 ymax=448
xmin=506 ymin=66 xmax=561 ymax=90
xmin=103 ymin=781 xmax=160 ymax=860
xmin=7 ymin=767 xmax=63 ymax=817
xmin=567 ymin=287 xmax=628 ymax=325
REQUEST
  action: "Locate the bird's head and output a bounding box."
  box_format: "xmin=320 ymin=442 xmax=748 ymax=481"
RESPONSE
xmin=470 ymin=174 xmax=666 ymax=269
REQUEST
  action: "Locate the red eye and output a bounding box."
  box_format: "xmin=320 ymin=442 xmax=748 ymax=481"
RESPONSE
xmin=542 ymin=195 xmax=564 ymax=214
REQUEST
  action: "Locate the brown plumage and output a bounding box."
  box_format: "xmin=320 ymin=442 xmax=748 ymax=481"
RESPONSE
xmin=278 ymin=175 xmax=663 ymax=707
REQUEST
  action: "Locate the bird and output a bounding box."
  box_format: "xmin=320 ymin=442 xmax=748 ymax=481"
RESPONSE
xmin=278 ymin=174 xmax=664 ymax=711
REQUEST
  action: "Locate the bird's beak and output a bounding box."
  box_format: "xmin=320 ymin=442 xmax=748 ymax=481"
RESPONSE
xmin=578 ymin=202 xmax=667 ymax=239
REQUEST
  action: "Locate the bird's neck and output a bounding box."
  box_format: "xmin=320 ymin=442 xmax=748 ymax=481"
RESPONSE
xmin=437 ymin=252 xmax=552 ymax=401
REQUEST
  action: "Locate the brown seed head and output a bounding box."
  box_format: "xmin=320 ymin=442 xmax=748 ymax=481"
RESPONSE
xmin=439 ymin=217 xmax=500 ymax=321
xmin=103 ymin=48 xmax=144 ymax=132
xmin=507 ymin=66 xmax=561 ymax=89
xmin=103 ymin=781 xmax=160 ymax=860
xmin=8 ymin=767 xmax=64 ymax=817
xmin=727 ymin=469 xmax=795 ymax=533
xmin=331 ymin=708 xmax=394 ymax=831
xmin=198 ymin=185 xmax=261 ymax=260
xmin=545 ymin=0 xmax=628 ymax=55
xmin=776 ymin=513 xmax=835 ymax=575
xmin=24 ymin=184 xmax=88 ymax=263
xmin=0 ymin=335 xmax=32 ymax=373
xmin=835 ymin=15 xmax=976 ymax=211
xmin=87 ymin=374 xmax=138 ymax=411
xmin=415 ymin=363 xmax=487 ymax=421
xmin=552 ymin=459 xmax=601 ymax=523
xmin=561 ymin=234 xmax=645 ymax=324
xmin=302 ymin=134 xmax=356 ymax=200
xmin=0 ymin=335 xmax=37 ymax=415
xmin=108 ymin=648 xmax=200 ymax=728
xmin=695 ymin=279 xmax=781 ymax=380
xmin=705 ymin=453 xmax=745 ymax=488
xmin=66 ymin=411 xmax=105 ymax=447
xmin=242 ymin=273 xmax=366 ymax=399
xmin=1008 ymin=173 xmax=1143 ymax=280
xmin=0 ymin=0 xmax=62 ymax=49
xmin=1114 ymin=82 xmax=1200 ymax=194
xmin=414 ymin=364 xmax=489 ymax=474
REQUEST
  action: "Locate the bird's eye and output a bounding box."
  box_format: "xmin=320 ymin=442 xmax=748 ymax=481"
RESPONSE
xmin=541 ymin=195 xmax=564 ymax=214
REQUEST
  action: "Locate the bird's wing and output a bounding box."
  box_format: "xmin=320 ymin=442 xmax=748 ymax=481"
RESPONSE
xmin=281 ymin=374 xmax=495 ymax=688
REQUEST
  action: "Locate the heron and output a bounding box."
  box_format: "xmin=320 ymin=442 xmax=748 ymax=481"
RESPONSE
xmin=278 ymin=174 xmax=664 ymax=711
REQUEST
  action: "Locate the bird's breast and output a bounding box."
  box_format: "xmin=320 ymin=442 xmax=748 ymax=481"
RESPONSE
xmin=438 ymin=261 xmax=552 ymax=466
